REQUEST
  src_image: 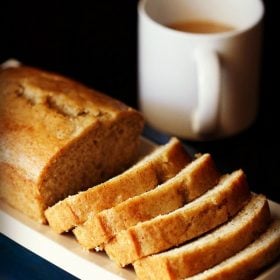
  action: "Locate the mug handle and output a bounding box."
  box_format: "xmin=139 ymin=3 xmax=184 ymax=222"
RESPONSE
xmin=192 ymin=48 xmax=220 ymax=136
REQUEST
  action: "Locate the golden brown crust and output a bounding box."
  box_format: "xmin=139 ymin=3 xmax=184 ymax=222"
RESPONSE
xmin=0 ymin=66 xmax=138 ymax=179
xmin=133 ymin=195 xmax=271 ymax=280
xmin=73 ymin=154 xmax=220 ymax=249
xmin=104 ymin=170 xmax=251 ymax=267
xmin=187 ymin=220 xmax=280 ymax=280
xmin=0 ymin=65 xmax=144 ymax=222
xmin=45 ymin=138 xmax=191 ymax=233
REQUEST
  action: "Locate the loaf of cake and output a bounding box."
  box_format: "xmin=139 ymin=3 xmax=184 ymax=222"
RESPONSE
xmin=0 ymin=65 xmax=144 ymax=223
xmin=1 ymin=64 xmax=279 ymax=280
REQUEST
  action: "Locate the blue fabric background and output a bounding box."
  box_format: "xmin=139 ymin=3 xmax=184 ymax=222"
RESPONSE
xmin=0 ymin=234 xmax=77 ymax=280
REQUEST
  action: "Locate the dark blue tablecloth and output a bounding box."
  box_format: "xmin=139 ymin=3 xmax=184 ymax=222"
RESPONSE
xmin=0 ymin=234 xmax=78 ymax=280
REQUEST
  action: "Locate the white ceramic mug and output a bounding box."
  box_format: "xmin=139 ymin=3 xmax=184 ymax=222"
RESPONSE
xmin=138 ymin=0 xmax=264 ymax=140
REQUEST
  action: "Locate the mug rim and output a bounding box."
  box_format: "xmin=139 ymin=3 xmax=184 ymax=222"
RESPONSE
xmin=138 ymin=0 xmax=265 ymax=39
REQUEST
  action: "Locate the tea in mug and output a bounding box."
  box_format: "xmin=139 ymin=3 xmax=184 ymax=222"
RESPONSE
xmin=168 ymin=20 xmax=235 ymax=34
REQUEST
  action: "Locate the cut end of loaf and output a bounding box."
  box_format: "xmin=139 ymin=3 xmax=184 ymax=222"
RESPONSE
xmin=46 ymin=137 xmax=190 ymax=233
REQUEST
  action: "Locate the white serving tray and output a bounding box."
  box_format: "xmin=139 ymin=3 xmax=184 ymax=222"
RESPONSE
xmin=0 ymin=138 xmax=280 ymax=280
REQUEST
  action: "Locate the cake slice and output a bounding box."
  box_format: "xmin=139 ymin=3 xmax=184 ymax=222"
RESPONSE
xmin=73 ymin=154 xmax=220 ymax=249
xmin=133 ymin=194 xmax=271 ymax=280
xmin=187 ymin=219 xmax=280 ymax=280
xmin=45 ymin=137 xmax=191 ymax=233
xmin=105 ymin=169 xmax=251 ymax=266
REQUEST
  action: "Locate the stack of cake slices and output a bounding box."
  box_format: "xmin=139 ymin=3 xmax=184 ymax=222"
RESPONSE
xmin=46 ymin=137 xmax=280 ymax=280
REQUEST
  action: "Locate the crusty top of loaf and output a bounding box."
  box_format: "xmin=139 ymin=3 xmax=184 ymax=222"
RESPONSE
xmin=0 ymin=66 xmax=143 ymax=181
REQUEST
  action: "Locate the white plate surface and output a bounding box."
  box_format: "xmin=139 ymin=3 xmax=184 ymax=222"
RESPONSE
xmin=0 ymin=138 xmax=279 ymax=280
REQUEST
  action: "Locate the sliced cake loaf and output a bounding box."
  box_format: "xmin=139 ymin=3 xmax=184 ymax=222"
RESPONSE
xmin=133 ymin=194 xmax=271 ymax=280
xmin=45 ymin=137 xmax=191 ymax=233
xmin=73 ymin=153 xmax=220 ymax=250
xmin=105 ymin=169 xmax=251 ymax=267
xmin=187 ymin=219 xmax=280 ymax=280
